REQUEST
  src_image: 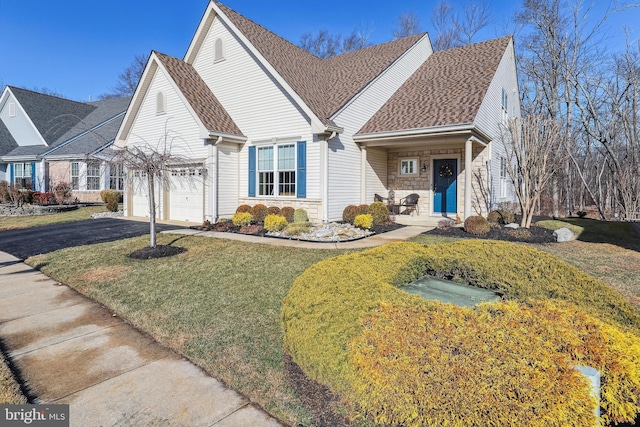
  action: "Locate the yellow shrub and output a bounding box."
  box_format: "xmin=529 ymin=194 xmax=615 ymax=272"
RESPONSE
xmin=232 ymin=212 xmax=252 ymax=226
xmin=264 ymin=214 xmax=288 ymax=232
xmin=353 ymin=214 xmax=373 ymax=229
xmin=282 ymin=241 xmax=640 ymax=426
xmin=351 ymin=300 xmax=640 ymax=426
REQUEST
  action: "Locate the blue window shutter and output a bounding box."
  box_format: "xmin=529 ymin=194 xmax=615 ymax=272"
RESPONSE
xmin=296 ymin=141 xmax=306 ymax=198
xmin=248 ymin=146 xmax=256 ymax=197
xmin=8 ymin=164 xmax=14 ymax=182
xmin=31 ymin=162 xmax=36 ymax=188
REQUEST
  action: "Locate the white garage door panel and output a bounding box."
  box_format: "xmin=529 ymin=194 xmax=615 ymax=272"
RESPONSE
xmin=169 ymin=170 xmax=204 ymax=223
xmin=131 ymin=174 xmax=157 ymax=218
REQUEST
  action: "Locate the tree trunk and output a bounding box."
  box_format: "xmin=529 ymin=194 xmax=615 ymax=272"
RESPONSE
xmin=147 ymin=173 xmax=157 ymax=248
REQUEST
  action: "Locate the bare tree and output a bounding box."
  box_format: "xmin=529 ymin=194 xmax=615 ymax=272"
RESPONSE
xmin=502 ymin=115 xmax=564 ymax=228
xmin=300 ymin=24 xmax=372 ymax=58
xmin=431 ymin=0 xmax=494 ymax=51
xmin=393 ymin=10 xmax=422 ymax=39
xmin=300 ymin=30 xmax=342 ymax=58
xmin=454 ymin=0 xmax=493 ymax=45
xmin=109 ymin=124 xmax=194 ymax=248
xmin=99 ymin=54 xmax=147 ymax=100
xmin=431 ymin=1 xmax=458 ymax=51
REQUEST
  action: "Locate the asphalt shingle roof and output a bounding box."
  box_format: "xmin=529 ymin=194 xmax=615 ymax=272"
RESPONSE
xmin=154 ymin=52 xmax=244 ymax=137
xmin=216 ymin=2 xmax=426 ymax=125
xmin=0 ymin=120 xmax=17 ymax=157
xmin=9 ymin=86 xmax=96 ymax=145
xmin=357 ymin=36 xmax=512 ymax=135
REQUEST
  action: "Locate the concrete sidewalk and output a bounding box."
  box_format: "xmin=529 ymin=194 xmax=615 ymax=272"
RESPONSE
xmin=0 ymin=251 xmax=282 ymax=427
xmin=162 ymin=225 xmax=431 ymax=249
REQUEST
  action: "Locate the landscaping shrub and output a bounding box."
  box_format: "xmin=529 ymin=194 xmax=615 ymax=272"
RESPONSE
xmin=464 ymin=215 xmax=490 ymax=235
xmin=236 ymin=204 xmax=252 ymax=213
xmin=437 ymin=218 xmax=455 ymax=230
xmin=368 ymin=201 xmax=388 ymax=225
xmin=100 ymin=189 xmax=121 ymax=212
xmin=357 ymin=204 xmax=369 ymax=215
xmin=250 ymin=204 xmax=268 ymax=223
xmin=232 ymin=212 xmax=252 ymax=226
xmin=267 ymin=206 xmax=281 ymax=216
xmin=280 ymin=206 xmax=295 ymax=223
xmin=293 ymin=208 xmax=308 ymax=223
xmin=264 ymin=214 xmax=288 ymax=232
xmin=353 ymin=214 xmax=373 ymax=229
xmin=350 ymin=300 xmax=640 ymax=426
xmin=282 ymin=240 xmax=640 ymax=426
xmin=487 ymin=209 xmax=516 ymax=225
xmin=52 ymin=182 xmax=71 ymax=205
xmin=342 ymin=205 xmax=360 ymax=224
xmin=506 ymin=228 xmax=532 ymax=240
xmin=577 ymin=210 xmax=588 ymax=218
xmin=283 ymin=222 xmax=312 ymax=236
xmin=32 ymin=192 xmax=56 ymax=205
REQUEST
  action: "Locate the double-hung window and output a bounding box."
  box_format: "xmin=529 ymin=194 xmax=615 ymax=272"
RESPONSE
xmin=71 ymin=162 xmax=80 ymax=190
xmin=257 ymin=144 xmax=296 ymax=197
xmin=110 ymin=164 xmax=125 ymax=191
xmin=87 ymin=162 xmax=101 ymax=190
xmin=13 ymin=162 xmax=32 ymax=187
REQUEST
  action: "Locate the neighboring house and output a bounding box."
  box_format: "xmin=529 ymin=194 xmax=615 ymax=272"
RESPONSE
xmin=0 ymin=86 xmax=130 ymax=202
xmin=115 ymin=1 xmax=520 ymax=224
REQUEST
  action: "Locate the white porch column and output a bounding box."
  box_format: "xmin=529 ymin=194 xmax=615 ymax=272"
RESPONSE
xmin=322 ymin=139 xmax=329 ymax=222
xmin=360 ymin=145 xmax=367 ymax=204
xmin=464 ymin=138 xmax=473 ymax=220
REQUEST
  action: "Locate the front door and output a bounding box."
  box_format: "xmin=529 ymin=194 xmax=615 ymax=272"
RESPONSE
xmin=433 ymin=159 xmax=457 ymax=214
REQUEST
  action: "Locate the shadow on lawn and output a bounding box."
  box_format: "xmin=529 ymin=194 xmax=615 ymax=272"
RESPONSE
xmin=559 ymin=218 xmax=640 ymax=253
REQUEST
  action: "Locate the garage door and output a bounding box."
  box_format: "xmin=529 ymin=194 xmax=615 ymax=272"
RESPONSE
xmin=131 ymin=171 xmax=158 ymax=218
xmin=169 ymin=167 xmax=204 ymax=223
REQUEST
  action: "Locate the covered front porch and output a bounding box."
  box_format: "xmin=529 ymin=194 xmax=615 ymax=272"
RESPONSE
xmin=356 ymin=127 xmax=492 ymax=226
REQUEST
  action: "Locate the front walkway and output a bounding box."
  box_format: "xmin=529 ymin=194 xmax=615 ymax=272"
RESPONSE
xmin=0 ymin=251 xmax=282 ymax=427
xmin=161 ymin=225 xmax=431 ymax=249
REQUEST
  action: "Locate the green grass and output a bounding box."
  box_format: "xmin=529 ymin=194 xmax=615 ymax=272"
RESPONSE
xmin=26 ymin=234 xmax=350 ymax=425
xmin=0 ymin=205 xmax=109 ymax=231
xmin=0 ymin=355 xmax=26 ymax=404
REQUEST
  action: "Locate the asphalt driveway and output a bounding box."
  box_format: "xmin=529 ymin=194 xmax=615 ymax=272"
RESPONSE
xmin=0 ymin=218 xmax=186 ymax=260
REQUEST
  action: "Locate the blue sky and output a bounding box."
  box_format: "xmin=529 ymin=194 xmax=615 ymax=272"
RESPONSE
xmin=0 ymin=0 xmax=637 ymax=102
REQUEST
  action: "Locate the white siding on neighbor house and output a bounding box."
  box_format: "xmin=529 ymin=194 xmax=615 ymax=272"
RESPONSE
xmin=327 ymin=35 xmax=433 ymax=221
xmin=216 ymin=142 xmax=239 ymax=218
xmin=191 ymin=16 xmax=319 ymax=201
xmin=366 ymin=147 xmax=388 ymax=203
xmin=0 ymin=93 xmax=45 ymax=147
xmin=474 ymin=39 xmax=521 ymax=209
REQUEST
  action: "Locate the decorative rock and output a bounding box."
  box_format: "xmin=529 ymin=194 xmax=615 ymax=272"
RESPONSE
xmin=504 ymin=223 xmax=519 ymax=229
xmin=91 ymin=210 xmax=124 ymax=219
xmin=267 ymin=222 xmax=373 ymax=242
xmin=553 ymin=226 xmax=575 ymax=242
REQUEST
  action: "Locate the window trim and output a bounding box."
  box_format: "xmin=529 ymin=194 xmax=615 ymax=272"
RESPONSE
xmin=399 ymin=158 xmax=418 ymax=176
xmin=71 ymin=161 xmax=80 ymax=190
xmin=86 ymin=161 xmax=101 ymax=191
xmin=499 ymin=156 xmax=508 ymax=198
xmin=256 ymin=143 xmax=297 ymax=198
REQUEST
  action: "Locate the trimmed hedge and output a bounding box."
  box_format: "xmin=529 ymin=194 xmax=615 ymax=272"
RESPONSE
xmin=250 ymin=204 xmax=268 ymax=223
xmin=232 ymin=212 xmax=252 ymax=226
xmin=343 ymin=205 xmax=359 ymax=224
xmin=368 ymin=201 xmax=388 ymax=225
xmin=488 ymin=209 xmax=516 ymax=225
xmin=264 ymin=214 xmax=288 ymax=232
xmin=464 ymin=215 xmax=490 ymax=235
xmin=282 ymin=241 xmax=640 ymax=426
xmin=353 ymin=214 xmax=373 ymax=229
xmin=280 ymin=206 xmax=295 ymax=223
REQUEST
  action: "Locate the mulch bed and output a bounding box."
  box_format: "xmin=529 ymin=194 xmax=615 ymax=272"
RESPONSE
xmin=424 ymin=223 xmax=557 ymax=244
xmin=196 ymin=220 xmax=404 ymax=240
xmin=285 ymin=354 xmax=352 ymax=427
xmin=128 ymin=245 xmax=187 ymax=259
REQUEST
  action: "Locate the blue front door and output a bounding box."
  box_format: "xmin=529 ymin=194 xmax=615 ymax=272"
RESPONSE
xmin=433 ymin=159 xmax=457 ymax=214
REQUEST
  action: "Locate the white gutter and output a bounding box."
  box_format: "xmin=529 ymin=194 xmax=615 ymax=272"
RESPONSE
xmin=354 ymin=123 xmax=491 ymax=144
xmin=207 ymin=131 xmax=247 ymax=143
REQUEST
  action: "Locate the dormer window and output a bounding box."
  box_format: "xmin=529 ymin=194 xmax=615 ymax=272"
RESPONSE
xmin=8 ymin=102 xmax=16 ymax=117
xmin=156 ymin=91 xmax=166 ymax=115
xmin=214 ymin=38 xmax=225 ymax=63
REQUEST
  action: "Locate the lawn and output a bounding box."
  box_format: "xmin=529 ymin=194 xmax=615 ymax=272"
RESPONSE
xmin=4 ymin=214 xmax=638 ymax=425
xmin=0 ymin=355 xmax=26 ymax=404
xmin=0 ymin=205 xmax=110 ymax=231
xmin=26 ymin=234 xmax=350 ymax=424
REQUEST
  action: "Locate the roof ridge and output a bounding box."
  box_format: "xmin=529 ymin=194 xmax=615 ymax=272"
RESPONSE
xmin=8 ymin=85 xmax=87 ymax=105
